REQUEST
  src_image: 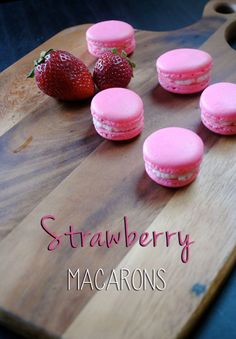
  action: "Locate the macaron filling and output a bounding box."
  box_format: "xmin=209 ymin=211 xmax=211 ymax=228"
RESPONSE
xmin=87 ymin=35 xmax=135 ymax=48
xmin=159 ymin=70 xmax=210 ymax=86
xmin=87 ymin=36 xmax=135 ymax=56
xmin=201 ymin=111 xmax=236 ymax=127
xmin=173 ymin=72 xmax=210 ymax=85
xmin=145 ymin=161 xmax=198 ymax=182
xmin=92 ymin=114 xmax=144 ymax=133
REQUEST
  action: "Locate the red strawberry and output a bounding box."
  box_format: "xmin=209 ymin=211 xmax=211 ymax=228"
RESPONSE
xmin=93 ymin=49 xmax=135 ymax=90
xmin=28 ymin=49 xmax=95 ymax=100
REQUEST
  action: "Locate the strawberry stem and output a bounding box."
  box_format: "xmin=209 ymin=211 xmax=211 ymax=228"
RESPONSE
xmin=121 ymin=50 xmax=136 ymax=69
xmin=111 ymin=48 xmax=118 ymax=54
xmin=111 ymin=48 xmax=136 ymax=70
xmin=27 ymin=48 xmax=54 ymax=78
xmin=27 ymin=69 xmax=35 ymax=78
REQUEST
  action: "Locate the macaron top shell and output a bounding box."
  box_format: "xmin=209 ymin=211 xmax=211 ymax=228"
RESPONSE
xmin=200 ymin=82 xmax=236 ymax=119
xmin=156 ymin=48 xmax=212 ymax=74
xmin=86 ymin=20 xmax=134 ymax=43
xmin=143 ymin=127 xmax=204 ymax=171
xmin=91 ymin=88 xmax=143 ymax=123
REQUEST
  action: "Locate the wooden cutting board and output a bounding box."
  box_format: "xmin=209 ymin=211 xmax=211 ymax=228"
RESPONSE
xmin=0 ymin=1 xmax=236 ymax=338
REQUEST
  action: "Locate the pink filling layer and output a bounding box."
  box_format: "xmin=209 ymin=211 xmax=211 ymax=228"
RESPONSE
xmin=145 ymin=161 xmax=199 ymax=182
xmin=201 ymin=110 xmax=236 ymax=128
xmin=158 ymin=69 xmax=211 ymax=87
xmin=87 ymin=36 xmax=135 ymax=56
xmin=93 ymin=114 xmax=144 ymax=133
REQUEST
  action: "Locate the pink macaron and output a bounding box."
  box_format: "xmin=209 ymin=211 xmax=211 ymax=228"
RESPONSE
xmin=200 ymin=82 xmax=236 ymax=135
xmin=91 ymin=88 xmax=144 ymax=140
xmin=86 ymin=20 xmax=136 ymax=58
xmin=143 ymin=127 xmax=204 ymax=187
xmin=156 ymin=48 xmax=213 ymax=94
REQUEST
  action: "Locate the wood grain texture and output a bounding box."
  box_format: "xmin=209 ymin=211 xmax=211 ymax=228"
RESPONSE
xmin=0 ymin=17 xmax=225 ymax=240
xmin=64 ymin=136 xmax=236 ymax=339
xmin=0 ymin=1 xmax=236 ymax=338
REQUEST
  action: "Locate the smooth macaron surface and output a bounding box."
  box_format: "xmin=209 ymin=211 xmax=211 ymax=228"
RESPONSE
xmin=143 ymin=127 xmax=204 ymax=187
xmin=156 ymin=48 xmax=212 ymax=94
xmin=86 ymin=20 xmax=134 ymax=43
xmin=156 ymin=48 xmax=212 ymax=74
xmin=200 ymin=82 xmax=236 ymax=119
xmin=91 ymin=88 xmax=144 ymax=140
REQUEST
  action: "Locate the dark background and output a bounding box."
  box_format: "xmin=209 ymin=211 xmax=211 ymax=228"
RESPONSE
xmin=0 ymin=0 xmax=236 ymax=338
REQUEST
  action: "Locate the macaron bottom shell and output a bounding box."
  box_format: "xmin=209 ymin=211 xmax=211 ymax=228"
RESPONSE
xmin=201 ymin=112 xmax=236 ymax=135
xmin=144 ymin=162 xmax=199 ymax=188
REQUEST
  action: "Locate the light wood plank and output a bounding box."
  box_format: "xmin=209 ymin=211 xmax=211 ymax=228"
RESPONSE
xmin=64 ymin=136 xmax=236 ymax=339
